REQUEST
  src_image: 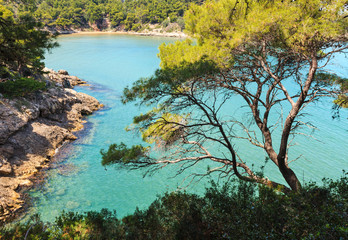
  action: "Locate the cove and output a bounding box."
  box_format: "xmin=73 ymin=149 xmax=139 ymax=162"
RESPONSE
xmin=29 ymin=34 xmax=348 ymax=222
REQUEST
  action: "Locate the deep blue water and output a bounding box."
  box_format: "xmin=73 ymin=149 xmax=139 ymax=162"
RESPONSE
xmin=28 ymin=34 xmax=347 ymax=222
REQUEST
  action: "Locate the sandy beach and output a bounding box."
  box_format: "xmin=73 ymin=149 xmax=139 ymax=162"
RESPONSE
xmin=62 ymin=30 xmax=188 ymax=38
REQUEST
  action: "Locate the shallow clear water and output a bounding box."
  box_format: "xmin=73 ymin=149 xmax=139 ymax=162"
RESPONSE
xmin=29 ymin=34 xmax=348 ymax=222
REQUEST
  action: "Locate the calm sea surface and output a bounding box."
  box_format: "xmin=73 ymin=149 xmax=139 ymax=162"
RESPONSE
xmin=29 ymin=34 xmax=347 ymax=222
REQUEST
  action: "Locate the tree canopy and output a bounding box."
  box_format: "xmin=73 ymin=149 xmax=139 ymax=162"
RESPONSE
xmin=33 ymin=0 xmax=204 ymax=31
xmin=0 ymin=0 xmax=57 ymax=78
xmin=101 ymin=0 xmax=348 ymax=192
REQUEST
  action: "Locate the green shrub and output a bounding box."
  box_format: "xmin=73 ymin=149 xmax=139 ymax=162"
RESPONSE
xmin=176 ymin=17 xmax=185 ymax=30
xmin=131 ymin=23 xmax=142 ymax=32
xmin=1 ymin=174 xmax=347 ymax=239
xmin=0 ymin=214 xmax=51 ymax=240
xmin=0 ymin=77 xmax=45 ymax=98
xmin=161 ymin=19 xmax=170 ymax=28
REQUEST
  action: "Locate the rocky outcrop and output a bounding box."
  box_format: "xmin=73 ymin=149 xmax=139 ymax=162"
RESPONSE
xmin=0 ymin=70 xmax=102 ymax=223
xmin=43 ymin=68 xmax=88 ymax=87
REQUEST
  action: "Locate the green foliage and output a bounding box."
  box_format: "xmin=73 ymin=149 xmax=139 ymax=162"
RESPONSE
xmin=128 ymin=112 xmax=187 ymax=145
xmin=54 ymin=210 xmax=123 ymax=239
xmin=32 ymin=0 xmax=204 ymax=31
xmin=116 ymin=0 xmax=348 ymax=192
xmin=161 ymin=18 xmax=170 ymax=28
xmin=54 ymin=17 xmax=73 ymax=28
xmin=0 ymin=1 xmax=58 ymax=77
xmin=314 ymin=72 xmax=348 ymax=88
xmin=160 ymin=0 xmax=348 ymax=68
xmin=334 ymin=95 xmax=348 ymax=108
xmin=314 ymin=71 xmax=348 ymax=108
xmin=0 ymin=214 xmax=51 ymax=240
xmin=86 ymin=3 xmax=104 ymax=24
xmin=100 ymin=143 xmax=149 ymax=166
xmin=1 ymin=175 xmax=347 ymax=239
xmin=0 ymin=77 xmax=45 ymax=97
xmin=0 ymin=1 xmax=56 ymax=99
xmin=176 ymin=17 xmax=185 ymax=30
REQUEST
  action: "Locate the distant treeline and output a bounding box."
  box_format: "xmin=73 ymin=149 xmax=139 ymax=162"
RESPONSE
xmin=32 ymin=0 xmax=204 ymax=31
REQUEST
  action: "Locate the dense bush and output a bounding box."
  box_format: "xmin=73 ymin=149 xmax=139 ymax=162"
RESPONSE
xmin=1 ymin=173 xmax=347 ymax=239
xmin=0 ymin=1 xmax=57 ymax=77
xmin=0 ymin=0 xmax=57 ymax=97
xmin=0 ymin=77 xmax=45 ymax=97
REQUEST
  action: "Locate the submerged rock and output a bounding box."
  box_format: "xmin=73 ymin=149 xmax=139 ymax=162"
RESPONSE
xmin=56 ymin=163 xmax=79 ymax=176
xmin=66 ymin=201 xmax=79 ymax=210
xmin=55 ymin=188 xmax=66 ymax=196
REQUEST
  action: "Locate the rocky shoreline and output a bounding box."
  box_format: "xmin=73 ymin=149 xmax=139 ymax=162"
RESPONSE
xmin=0 ymin=70 xmax=102 ymax=223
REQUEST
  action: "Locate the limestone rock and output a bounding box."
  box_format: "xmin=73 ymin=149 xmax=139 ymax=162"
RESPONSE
xmin=62 ymin=79 xmax=72 ymax=88
xmin=44 ymin=68 xmax=87 ymax=86
xmin=58 ymin=69 xmax=69 ymax=75
xmin=0 ymin=161 xmax=12 ymax=176
xmin=0 ymin=69 xmax=102 ymax=223
xmin=18 ymin=179 xmax=33 ymax=187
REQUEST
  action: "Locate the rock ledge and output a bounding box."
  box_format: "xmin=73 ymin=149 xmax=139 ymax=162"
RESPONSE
xmin=0 ymin=69 xmax=102 ymax=223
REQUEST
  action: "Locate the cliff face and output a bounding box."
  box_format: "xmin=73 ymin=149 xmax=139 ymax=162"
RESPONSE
xmin=0 ymin=70 xmax=102 ymax=223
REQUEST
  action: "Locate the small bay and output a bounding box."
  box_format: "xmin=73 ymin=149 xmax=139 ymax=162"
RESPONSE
xmin=29 ymin=34 xmax=348 ymax=222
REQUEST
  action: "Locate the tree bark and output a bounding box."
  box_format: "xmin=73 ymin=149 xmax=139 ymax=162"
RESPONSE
xmin=278 ymin=164 xmax=302 ymax=192
xmin=276 ymin=56 xmax=318 ymax=191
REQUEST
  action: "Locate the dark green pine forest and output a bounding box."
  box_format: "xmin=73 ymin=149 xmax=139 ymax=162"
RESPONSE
xmin=33 ymin=0 xmax=204 ymax=31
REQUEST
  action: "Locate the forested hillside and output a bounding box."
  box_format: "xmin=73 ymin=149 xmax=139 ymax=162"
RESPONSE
xmin=33 ymin=0 xmax=204 ymax=31
xmin=0 ymin=0 xmax=56 ymax=93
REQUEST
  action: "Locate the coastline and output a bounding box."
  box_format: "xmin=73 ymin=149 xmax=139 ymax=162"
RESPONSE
xmin=0 ymin=70 xmax=102 ymax=224
xmin=53 ymin=28 xmax=188 ymax=38
xmin=0 ymin=29 xmax=183 ymax=224
xmin=75 ymin=31 xmax=187 ymax=38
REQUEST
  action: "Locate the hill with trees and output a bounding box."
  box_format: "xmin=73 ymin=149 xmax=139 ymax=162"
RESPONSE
xmin=33 ymin=0 xmax=204 ymax=32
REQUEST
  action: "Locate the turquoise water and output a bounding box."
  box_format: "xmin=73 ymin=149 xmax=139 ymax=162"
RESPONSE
xmin=29 ymin=34 xmax=347 ymax=222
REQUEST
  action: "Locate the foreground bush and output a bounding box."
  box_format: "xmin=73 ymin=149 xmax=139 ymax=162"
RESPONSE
xmin=0 ymin=77 xmax=45 ymax=97
xmin=1 ymin=173 xmax=347 ymax=239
